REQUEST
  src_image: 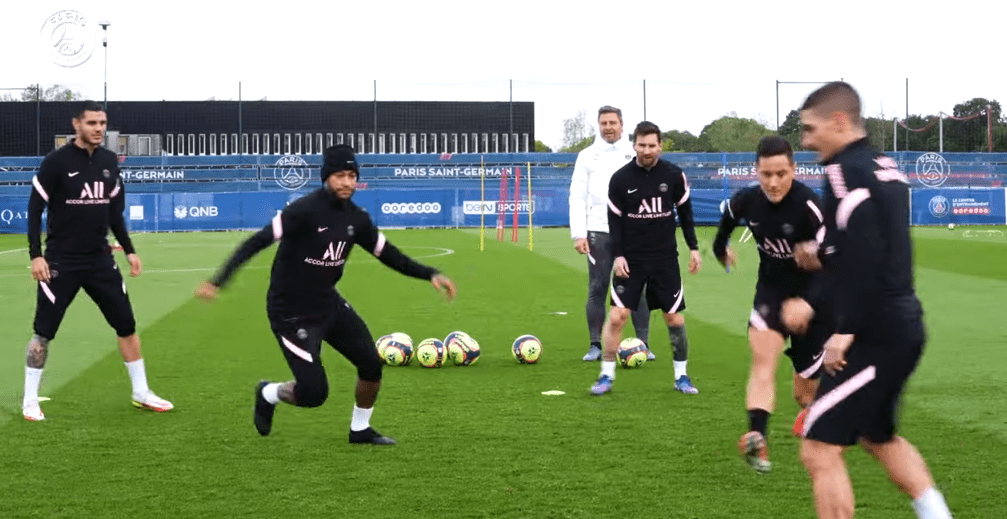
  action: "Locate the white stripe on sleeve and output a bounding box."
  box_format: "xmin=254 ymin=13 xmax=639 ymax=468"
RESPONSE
xmin=109 ymin=181 xmax=121 ymax=199
xmin=806 ymin=199 xmax=824 ymax=223
xmin=836 ymin=188 xmax=871 ymax=230
xmin=677 ymin=173 xmax=691 ymax=206
xmin=32 ymin=176 xmax=49 ymax=202
xmin=374 ymin=232 xmax=387 ymax=257
xmin=271 ymin=212 xmax=283 ymax=241
xmin=608 ymin=198 xmax=622 ymax=217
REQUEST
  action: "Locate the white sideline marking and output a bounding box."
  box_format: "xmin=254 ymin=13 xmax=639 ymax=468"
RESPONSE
xmin=0 ymin=248 xmax=27 ymax=255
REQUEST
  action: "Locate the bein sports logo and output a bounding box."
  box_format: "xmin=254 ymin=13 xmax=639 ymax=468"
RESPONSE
xmin=274 ymin=155 xmax=311 ymax=191
xmin=928 ymin=196 xmax=949 ymax=218
xmin=174 ymin=206 xmax=219 ymax=219
xmin=381 ymin=202 xmax=442 ymax=215
xmin=916 ymin=153 xmax=949 ymax=188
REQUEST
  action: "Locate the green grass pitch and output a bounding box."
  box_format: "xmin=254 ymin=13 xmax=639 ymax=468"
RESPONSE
xmin=0 ymin=225 xmax=1004 ymax=518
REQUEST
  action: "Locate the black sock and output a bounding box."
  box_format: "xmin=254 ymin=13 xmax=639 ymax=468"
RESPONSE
xmin=590 ymin=341 xmax=602 ymax=349
xmin=748 ymin=409 xmax=770 ymax=437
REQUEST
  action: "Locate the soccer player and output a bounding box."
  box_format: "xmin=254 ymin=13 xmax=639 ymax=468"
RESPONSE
xmin=24 ymin=101 xmax=173 ymax=421
xmin=569 ymin=106 xmax=652 ymax=362
xmin=590 ymin=121 xmax=701 ymax=396
xmin=712 ymin=135 xmax=827 ymax=473
xmin=194 ymin=144 xmax=457 ymax=445
xmin=795 ymin=82 xmax=953 ymax=519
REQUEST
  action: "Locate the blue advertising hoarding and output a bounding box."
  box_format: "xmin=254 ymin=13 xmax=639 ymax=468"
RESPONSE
xmin=911 ymin=188 xmax=1006 ymax=225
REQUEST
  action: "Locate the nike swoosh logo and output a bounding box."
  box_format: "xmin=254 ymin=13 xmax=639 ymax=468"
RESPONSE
xmin=812 ymin=350 xmax=824 ymax=361
xmin=317 ymin=227 xmax=328 ymax=232
xmin=68 ymin=172 xmax=79 ymax=177
xmin=749 ymin=221 xmax=759 ymax=226
xmin=627 ymin=189 xmax=638 ymax=193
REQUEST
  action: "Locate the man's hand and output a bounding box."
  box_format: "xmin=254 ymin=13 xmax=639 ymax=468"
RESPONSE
xmin=688 ymin=250 xmax=702 ymax=275
xmin=717 ymin=247 xmax=737 ymax=272
xmin=823 ymin=334 xmax=854 ymax=375
xmin=126 ymin=253 xmax=142 ymax=277
xmin=194 ymin=280 xmax=220 ymax=302
xmin=30 ymin=257 xmax=50 ymax=282
xmin=613 ymin=256 xmax=630 ymax=278
xmin=781 ymin=297 xmax=814 ymax=335
xmin=794 ymin=241 xmax=823 ymax=271
xmin=431 ymin=274 xmax=457 ymax=302
xmin=574 ymin=238 xmax=590 ymax=255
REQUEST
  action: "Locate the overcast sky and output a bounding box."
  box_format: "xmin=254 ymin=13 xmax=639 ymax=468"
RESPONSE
xmin=3 ymin=0 xmax=1004 ymax=151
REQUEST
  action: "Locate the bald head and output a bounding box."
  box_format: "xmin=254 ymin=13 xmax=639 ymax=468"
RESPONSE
xmin=801 ymin=81 xmax=863 ymax=128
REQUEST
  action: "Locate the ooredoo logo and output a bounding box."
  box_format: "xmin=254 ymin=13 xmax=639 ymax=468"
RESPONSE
xmin=381 ymin=202 xmax=441 ymax=215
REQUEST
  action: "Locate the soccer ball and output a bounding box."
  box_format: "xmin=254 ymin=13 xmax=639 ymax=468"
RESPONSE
xmin=376 ymin=333 xmax=412 ymax=362
xmin=948 ymin=223 xmax=956 ymax=230
xmin=618 ymin=338 xmax=648 ymax=368
xmin=512 ymin=335 xmax=542 ymax=364
xmin=384 ymin=340 xmax=414 ymax=366
xmin=415 ymin=338 xmax=447 ymax=368
xmin=445 ymin=331 xmax=481 ymax=366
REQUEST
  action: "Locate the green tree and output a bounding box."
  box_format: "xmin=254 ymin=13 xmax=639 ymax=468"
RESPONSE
xmin=561 ymin=110 xmax=594 ymax=150
xmin=0 ymin=84 xmax=85 ymax=102
xmin=661 ymin=130 xmax=698 ymax=152
xmin=778 ymin=110 xmax=801 ymax=149
xmin=534 ymin=140 xmax=552 ymax=152
xmin=697 ymin=116 xmax=774 ymax=152
xmin=560 ymin=135 xmax=593 ymax=153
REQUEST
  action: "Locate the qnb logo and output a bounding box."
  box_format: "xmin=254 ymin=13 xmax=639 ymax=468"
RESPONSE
xmin=381 ymin=202 xmax=442 ymax=215
xmin=628 ymin=197 xmax=672 ymax=219
xmin=173 ymin=206 xmax=219 ymax=219
xmin=305 ymin=241 xmax=347 ymax=267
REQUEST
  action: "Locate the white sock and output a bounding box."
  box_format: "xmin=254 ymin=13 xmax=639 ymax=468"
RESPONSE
xmin=351 ymin=405 xmax=373 ymax=432
xmin=674 ymin=360 xmax=688 ymax=379
xmin=601 ymin=360 xmax=616 ymax=379
xmin=24 ymin=367 xmax=43 ymax=407
xmin=261 ymin=383 xmax=281 ymax=404
xmin=912 ymin=487 xmax=953 ymax=519
xmin=125 ymin=359 xmax=149 ymax=395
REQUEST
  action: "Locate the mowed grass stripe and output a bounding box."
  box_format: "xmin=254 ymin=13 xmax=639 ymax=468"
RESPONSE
xmin=1 ymin=229 xmax=1004 ymax=518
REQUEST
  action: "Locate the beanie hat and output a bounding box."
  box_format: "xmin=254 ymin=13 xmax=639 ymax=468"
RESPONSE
xmin=321 ymin=144 xmax=359 ymax=182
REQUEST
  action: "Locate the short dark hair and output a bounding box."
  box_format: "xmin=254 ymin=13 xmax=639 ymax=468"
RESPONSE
xmin=598 ymin=105 xmax=622 ymax=122
xmin=756 ymin=135 xmax=794 ymax=162
xmin=74 ymin=101 xmax=105 ymax=120
xmin=633 ymin=121 xmax=661 ymax=142
xmin=800 ymin=81 xmax=862 ymax=127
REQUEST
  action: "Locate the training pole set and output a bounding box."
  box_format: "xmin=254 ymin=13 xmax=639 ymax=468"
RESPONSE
xmin=479 ymin=157 xmax=533 ymax=252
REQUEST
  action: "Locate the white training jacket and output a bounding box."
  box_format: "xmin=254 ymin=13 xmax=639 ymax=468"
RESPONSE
xmin=568 ymin=134 xmax=635 ymax=239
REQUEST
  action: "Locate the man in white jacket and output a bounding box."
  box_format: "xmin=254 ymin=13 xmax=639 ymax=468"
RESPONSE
xmin=569 ymin=106 xmax=652 ymax=361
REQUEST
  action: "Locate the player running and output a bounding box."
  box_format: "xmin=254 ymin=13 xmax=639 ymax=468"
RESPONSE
xmin=713 ymin=135 xmax=828 ymax=473
xmin=195 ymin=144 xmax=456 ymax=444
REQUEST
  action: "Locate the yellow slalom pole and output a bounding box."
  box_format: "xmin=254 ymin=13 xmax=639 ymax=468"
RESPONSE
xmin=527 ymin=161 xmax=534 ymax=251
xmin=479 ymin=157 xmax=486 ymax=251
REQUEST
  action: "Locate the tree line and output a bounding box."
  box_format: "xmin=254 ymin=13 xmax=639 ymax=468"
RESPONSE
xmin=548 ymin=97 xmax=1007 ymax=154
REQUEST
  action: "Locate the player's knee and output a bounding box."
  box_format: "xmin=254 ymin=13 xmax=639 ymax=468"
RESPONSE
xmin=356 ymin=357 xmax=382 ymax=383
xmin=664 ymin=312 xmax=685 ymax=327
xmin=799 ymin=440 xmax=841 ymax=474
xmin=295 ymin=379 xmax=329 ymax=408
xmin=607 ymin=308 xmax=631 ymax=327
xmin=793 ymin=386 xmax=814 ymax=408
